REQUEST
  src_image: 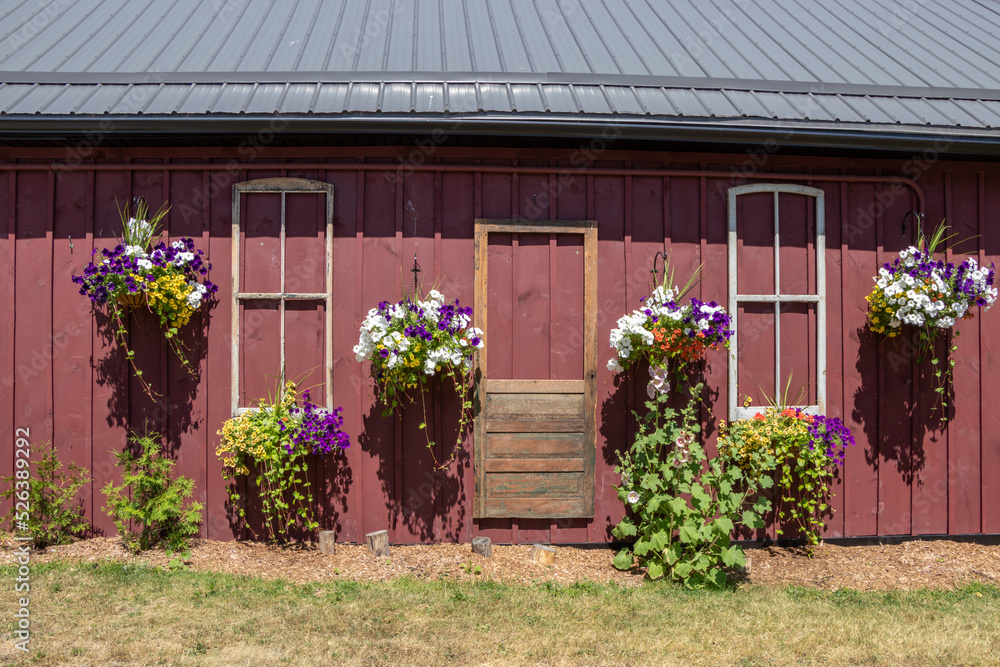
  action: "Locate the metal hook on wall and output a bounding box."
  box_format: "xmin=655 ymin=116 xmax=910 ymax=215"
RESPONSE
xmin=900 ymin=210 xmax=923 ymax=239
xmin=409 ymin=253 xmax=421 ymax=297
xmin=650 ymin=248 xmax=668 ymax=290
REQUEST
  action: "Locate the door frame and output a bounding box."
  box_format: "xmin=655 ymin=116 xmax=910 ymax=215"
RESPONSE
xmin=472 ymin=218 xmax=598 ymax=518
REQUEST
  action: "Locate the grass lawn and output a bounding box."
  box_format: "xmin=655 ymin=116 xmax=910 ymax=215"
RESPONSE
xmin=2 ymin=561 xmax=998 ymax=666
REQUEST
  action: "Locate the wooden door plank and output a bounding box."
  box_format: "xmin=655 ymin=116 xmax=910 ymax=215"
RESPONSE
xmin=486 ymin=432 xmax=584 ymax=458
xmin=480 ymin=498 xmax=587 ymax=518
xmin=484 ymin=458 xmax=585 ymax=473
xmin=485 ymin=392 xmax=585 ymax=418
xmin=485 ymin=418 xmax=586 ymax=433
xmin=483 ymin=378 xmax=584 ymax=393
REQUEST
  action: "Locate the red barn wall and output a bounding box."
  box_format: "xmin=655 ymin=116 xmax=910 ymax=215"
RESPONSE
xmin=1 ymin=145 xmax=998 ymax=544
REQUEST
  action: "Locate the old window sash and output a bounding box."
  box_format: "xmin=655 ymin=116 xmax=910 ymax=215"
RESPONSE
xmin=231 ymin=177 xmax=334 ymax=416
xmin=727 ymin=184 xmax=826 ymax=421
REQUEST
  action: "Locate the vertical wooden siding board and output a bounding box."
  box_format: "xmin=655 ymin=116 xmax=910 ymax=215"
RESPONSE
xmin=13 ymin=171 xmax=55 ymax=443
xmin=361 ymin=171 xmax=398 ymax=542
xmin=981 ymin=171 xmax=1000 ymax=534
xmin=398 ymin=171 xmax=438 ymax=543
xmin=51 ymin=169 xmax=95 ymax=524
xmin=0 ymin=172 xmax=12 ymax=521
xmin=440 ymin=172 xmax=475 ymax=543
xmin=553 ymin=168 xmax=591 ymax=542
xmin=703 ymin=178 xmax=729 ymax=457
xmin=875 ymin=180 xmax=914 ymax=536
xmin=205 ymin=167 xmax=234 ymax=539
xmin=324 ymin=170 xmax=360 ymax=543
xmin=910 ymin=170 xmax=949 ymax=535
xmin=167 ymin=170 xmax=210 ymax=535
xmin=819 ymin=181 xmax=846 ymax=537
xmin=127 ymin=170 xmax=165 ymax=431
xmin=594 ymin=175 xmax=628 ymax=542
xmin=583 ymin=225 xmax=598 ymax=519
xmin=948 ymin=171 xmax=982 ymax=534
xmin=842 ymin=181 xmax=878 ymax=537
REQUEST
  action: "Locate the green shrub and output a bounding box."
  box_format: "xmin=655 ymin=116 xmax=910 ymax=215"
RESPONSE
xmin=102 ymin=434 xmax=203 ymax=553
xmin=612 ymin=385 xmax=771 ymax=588
xmin=1 ymin=444 xmax=91 ymax=550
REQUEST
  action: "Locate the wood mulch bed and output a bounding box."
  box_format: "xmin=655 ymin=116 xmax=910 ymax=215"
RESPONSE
xmin=4 ymin=535 xmax=999 ymax=591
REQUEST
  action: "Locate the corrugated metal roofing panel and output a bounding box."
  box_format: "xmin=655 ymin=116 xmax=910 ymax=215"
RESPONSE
xmin=691 ymin=90 xmax=740 ymax=118
xmin=805 ymin=95 xmax=868 ymax=124
xmin=4 ymin=85 xmax=69 ymax=115
xmin=313 ymin=84 xmax=349 ymax=113
xmin=414 ymin=83 xmax=445 ymax=113
xmin=346 ymin=83 xmax=381 ymax=113
xmin=662 ymin=89 xmax=711 ymax=117
xmin=539 ymin=85 xmax=577 ymax=113
xmin=632 ymin=88 xmax=677 ymax=116
xmin=719 ymin=90 xmax=777 ymax=119
xmin=381 ymin=83 xmax=413 ymax=114
xmin=478 ymin=84 xmax=510 ymax=112
xmin=509 ymin=84 xmax=545 ymax=113
xmin=280 ymin=83 xmax=319 ymax=114
xmin=208 ymin=84 xmax=254 ymax=114
xmin=573 ymin=86 xmax=611 ymax=114
xmin=244 ymin=84 xmax=287 ymax=114
xmin=602 ymin=86 xmax=645 ymax=115
xmin=446 ymin=84 xmax=479 ymax=113
xmin=140 ymin=85 xmax=191 ymax=115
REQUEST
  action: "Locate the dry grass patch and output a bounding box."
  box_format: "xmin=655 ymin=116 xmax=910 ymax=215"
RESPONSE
xmin=1 ymin=561 xmax=998 ymax=666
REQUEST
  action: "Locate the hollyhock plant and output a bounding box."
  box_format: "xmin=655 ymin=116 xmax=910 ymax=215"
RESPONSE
xmin=354 ymin=288 xmax=483 ymax=469
xmin=216 ymin=380 xmax=349 ymax=543
xmin=71 ymin=198 xmax=217 ymax=397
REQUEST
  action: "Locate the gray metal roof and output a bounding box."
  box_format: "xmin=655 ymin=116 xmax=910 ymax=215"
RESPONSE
xmin=1 ymin=0 xmax=1000 ymax=144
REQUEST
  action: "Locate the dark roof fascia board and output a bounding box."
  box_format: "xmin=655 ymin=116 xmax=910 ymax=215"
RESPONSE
xmin=1 ymin=114 xmax=998 ymax=155
xmin=5 ymin=71 xmax=1000 ymax=102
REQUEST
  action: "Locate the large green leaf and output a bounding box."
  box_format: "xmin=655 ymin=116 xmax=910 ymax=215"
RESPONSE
xmin=742 ymin=509 xmax=765 ymax=529
xmin=649 ymin=530 xmax=669 ymax=552
xmin=678 ymin=522 xmax=699 ymax=544
xmin=720 ymin=545 xmax=745 ymax=567
xmin=612 ymin=549 xmax=634 ymax=570
xmin=647 ymin=561 xmax=665 ymax=580
xmin=633 ymin=539 xmax=651 ymax=557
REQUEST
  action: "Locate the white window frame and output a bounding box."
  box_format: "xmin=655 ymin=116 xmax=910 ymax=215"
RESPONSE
xmin=231 ymin=177 xmax=334 ymax=416
xmin=727 ymin=183 xmax=826 ymax=421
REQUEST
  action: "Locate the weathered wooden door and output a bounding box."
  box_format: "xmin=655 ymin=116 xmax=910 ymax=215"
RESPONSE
xmin=473 ymin=219 xmax=597 ymax=518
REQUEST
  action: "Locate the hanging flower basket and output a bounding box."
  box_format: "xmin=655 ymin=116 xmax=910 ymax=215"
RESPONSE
xmin=865 ymin=217 xmax=996 ymax=415
xmin=354 ymin=288 xmax=483 ymax=469
xmin=116 ymin=291 xmax=147 ymax=308
xmin=71 ymin=197 xmax=218 ymax=398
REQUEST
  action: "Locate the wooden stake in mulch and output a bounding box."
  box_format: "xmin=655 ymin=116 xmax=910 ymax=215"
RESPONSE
xmin=366 ymin=530 xmax=390 ymax=557
xmin=472 ymin=536 xmax=492 ymax=558
xmin=318 ymin=531 xmax=336 ymax=555
xmin=530 ymin=544 xmax=555 ymax=565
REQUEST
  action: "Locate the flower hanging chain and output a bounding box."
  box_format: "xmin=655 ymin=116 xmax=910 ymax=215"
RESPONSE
xmin=354 ymin=289 xmax=483 ymax=470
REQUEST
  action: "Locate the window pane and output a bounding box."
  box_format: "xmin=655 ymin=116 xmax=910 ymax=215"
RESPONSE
xmin=284 ymin=192 xmax=327 ymax=294
xmin=777 ymin=192 xmax=815 ymax=295
xmin=241 ymin=193 xmax=282 ymax=294
xmin=736 ymin=190 xmax=775 ymax=295
xmin=239 ymin=300 xmax=281 ymax=408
